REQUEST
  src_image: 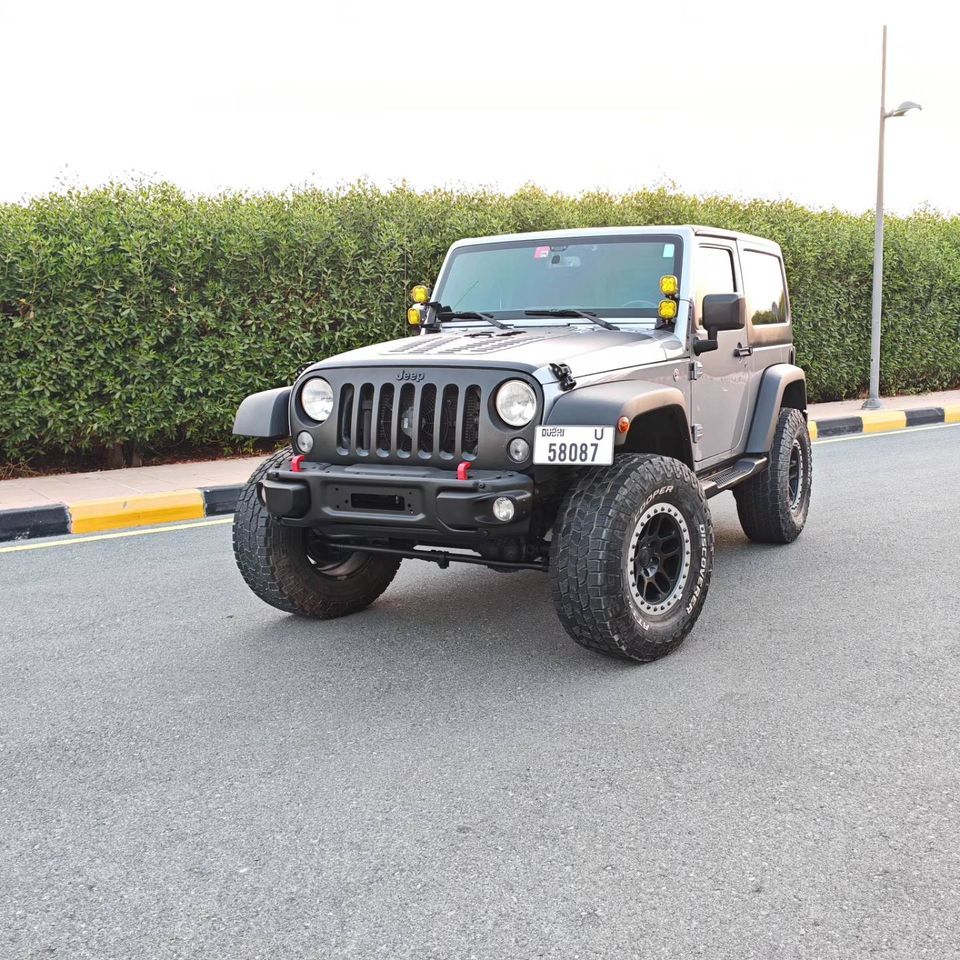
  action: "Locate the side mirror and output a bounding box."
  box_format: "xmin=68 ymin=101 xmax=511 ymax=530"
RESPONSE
xmin=701 ymin=293 xmax=745 ymax=335
xmin=693 ymin=294 xmax=745 ymax=355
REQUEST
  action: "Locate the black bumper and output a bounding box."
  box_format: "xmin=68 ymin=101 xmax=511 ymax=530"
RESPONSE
xmin=260 ymin=461 xmax=534 ymax=541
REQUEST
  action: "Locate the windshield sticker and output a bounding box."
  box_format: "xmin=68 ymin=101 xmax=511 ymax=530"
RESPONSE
xmin=534 ymin=246 xmax=551 ymax=259
xmin=662 ymin=243 xmax=675 ymax=258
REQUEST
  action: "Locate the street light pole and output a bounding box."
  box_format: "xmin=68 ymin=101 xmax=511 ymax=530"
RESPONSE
xmin=864 ymin=25 xmax=888 ymax=410
xmin=864 ymin=26 xmax=922 ymax=410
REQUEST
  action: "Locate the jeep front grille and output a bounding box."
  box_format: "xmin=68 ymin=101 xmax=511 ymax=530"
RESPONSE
xmin=336 ymin=379 xmax=482 ymax=462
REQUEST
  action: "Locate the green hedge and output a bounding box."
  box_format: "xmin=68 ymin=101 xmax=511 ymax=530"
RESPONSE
xmin=2 ymin=183 xmax=959 ymax=463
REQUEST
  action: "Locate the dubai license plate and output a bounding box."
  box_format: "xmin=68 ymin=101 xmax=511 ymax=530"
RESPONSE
xmin=533 ymin=426 xmax=615 ymax=466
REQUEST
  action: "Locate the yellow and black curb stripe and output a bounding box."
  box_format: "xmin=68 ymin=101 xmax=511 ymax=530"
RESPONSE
xmin=808 ymin=403 xmax=960 ymax=441
xmin=1 ymin=403 xmax=958 ymax=544
xmin=0 ymin=485 xmax=242 ymax=544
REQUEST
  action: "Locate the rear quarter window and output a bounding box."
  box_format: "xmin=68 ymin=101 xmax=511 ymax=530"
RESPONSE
xmin=741 ymin=250 xmax=788 ymax=325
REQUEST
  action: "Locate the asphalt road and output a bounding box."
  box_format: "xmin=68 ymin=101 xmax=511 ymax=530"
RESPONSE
xmin=3 ymin=424 xmax=960 ymax=960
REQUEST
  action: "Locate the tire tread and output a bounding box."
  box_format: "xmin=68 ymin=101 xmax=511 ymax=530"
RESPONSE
xmin=232 ymin=449 xmax=400 ymax=618
xmin=549 ymin=454 xmax=713 ymax=662
xmin=734 ymin=409 xmax=811 ymax=544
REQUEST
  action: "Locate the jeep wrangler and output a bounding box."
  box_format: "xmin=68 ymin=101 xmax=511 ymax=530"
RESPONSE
xmin=232 ymin=226 xmax=811 ymax=661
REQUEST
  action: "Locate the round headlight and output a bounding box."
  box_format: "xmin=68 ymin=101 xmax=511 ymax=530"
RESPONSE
xmin=300 ymin=377 xmax=334 ymax=423
xmin=495 ymin=380 xmax=537 ymax=428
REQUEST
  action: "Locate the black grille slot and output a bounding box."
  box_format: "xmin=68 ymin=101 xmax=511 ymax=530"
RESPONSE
xmin=376 ymin=384 xmax=394 ymax=454
xmin=338 ymin=384 xmax=354 ymax=451
xmin=418 ymin=384 xmax=436 ymax=455
xmin=439 ymin=385 xmax=458 ymax=456
xmin=398 ymin=384 xmax=415 ymax=454
xmin=462 ymin=386 xmax=481 ymax=457
xmin=357 ymin=383 xmax=374 ymax=453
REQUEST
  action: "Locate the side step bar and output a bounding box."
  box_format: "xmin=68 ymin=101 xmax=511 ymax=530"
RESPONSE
xmin=700 ymin=455 xmax=769 ymax=499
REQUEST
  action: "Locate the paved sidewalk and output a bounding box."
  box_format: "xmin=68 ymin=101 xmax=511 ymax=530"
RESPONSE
xmin=804 ymin=387 xmax=960 ymax=419
xmin=2 ymin=388 xmax=959 ymax=513
xmin=0 ymin=456 xmax=265 ymax=511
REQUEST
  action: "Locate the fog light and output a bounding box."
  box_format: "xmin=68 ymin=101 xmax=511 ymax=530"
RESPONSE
xmin=658 ymin=299 xmax=679 ymax=321
xmin=296 ymin=431 xmax=314 ymax=453
xmin=659 ymin=274 xmax=679 ymax=296
xmin=493 ymin=497 xmax=515 ymax=522
xmin=508 ymin=437 xmax=530 ymax=462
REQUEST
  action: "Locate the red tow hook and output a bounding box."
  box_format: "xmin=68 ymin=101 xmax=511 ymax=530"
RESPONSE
xmin=290 ymin=454 xmax=305 ymax=473
xmin=456 ymin=461 xmax=471 ymax=481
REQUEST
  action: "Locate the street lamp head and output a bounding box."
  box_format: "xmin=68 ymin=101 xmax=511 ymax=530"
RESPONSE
xmin=886 ymin=100 xmax=922 ymax=118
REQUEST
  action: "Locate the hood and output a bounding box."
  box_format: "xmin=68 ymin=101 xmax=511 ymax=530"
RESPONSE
xmin=315 ymin=325 xmax=686 ymax=382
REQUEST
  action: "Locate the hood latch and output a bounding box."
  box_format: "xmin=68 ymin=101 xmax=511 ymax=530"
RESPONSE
xmin=549 ymin=362 xmax=577 ymax=391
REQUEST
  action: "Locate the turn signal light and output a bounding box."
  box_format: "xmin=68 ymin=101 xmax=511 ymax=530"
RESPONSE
xmin=658 ymin=299 xmax=678 ymax=321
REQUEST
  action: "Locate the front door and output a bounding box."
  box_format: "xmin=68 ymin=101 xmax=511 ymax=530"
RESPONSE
xmin=690 ymin=243 xmax=752 ymax=465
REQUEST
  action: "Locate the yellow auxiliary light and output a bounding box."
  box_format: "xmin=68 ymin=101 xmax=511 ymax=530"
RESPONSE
xmin=410 ymin=284 xmax=430 ymax=304
xmin=658 ymin=299 xmax=679 ymax=321
xmin=406 ymin=306 xmax=422 ymax=326
xmin=659 ymin=274 xmax=679 ymax=297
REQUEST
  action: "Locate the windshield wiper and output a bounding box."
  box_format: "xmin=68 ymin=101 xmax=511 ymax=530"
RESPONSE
xmin=436 ymin=307 xmax=510 ymax=330
xmin=523 ymin=308 xmax=619 ymax=331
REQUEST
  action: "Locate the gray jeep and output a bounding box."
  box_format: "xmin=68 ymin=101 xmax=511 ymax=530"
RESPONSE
xmin=232 ymin=226 xmax=812 ymax=661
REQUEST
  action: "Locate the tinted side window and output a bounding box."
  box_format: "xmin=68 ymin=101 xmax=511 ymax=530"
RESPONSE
xmin=695 ymin=246 xmax=735 ymax=317
xmin=742 ymin=250 xmax=787 ymax=325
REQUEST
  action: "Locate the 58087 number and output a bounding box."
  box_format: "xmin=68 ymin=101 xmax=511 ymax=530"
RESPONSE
xmin=546 ymin=442 xmax=599 ymax=463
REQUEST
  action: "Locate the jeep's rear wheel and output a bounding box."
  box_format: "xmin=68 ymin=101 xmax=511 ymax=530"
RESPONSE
xmin=233 ymin=450 xmax=401 ymax=618
xmin=549 ymin=454 xmax=714 ymax=662
xmin=734 ymin=408 xmax=812 ymax=544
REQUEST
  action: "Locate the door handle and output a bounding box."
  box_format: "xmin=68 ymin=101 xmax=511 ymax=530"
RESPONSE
xmin=734 ymin=345 xmax=753 ymax=358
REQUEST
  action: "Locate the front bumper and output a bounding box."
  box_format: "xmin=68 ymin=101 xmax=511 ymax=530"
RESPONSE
xmin=260 ymin=460 xmax=534 ymax=542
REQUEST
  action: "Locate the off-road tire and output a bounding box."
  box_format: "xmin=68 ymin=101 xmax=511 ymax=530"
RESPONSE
xmin=734 ymin=408 xmax=812 ymax=544
xmin=233 ymin=449 xmax=401 ymax=618
xmin=550 ymin=454 xmax=714 ymax=662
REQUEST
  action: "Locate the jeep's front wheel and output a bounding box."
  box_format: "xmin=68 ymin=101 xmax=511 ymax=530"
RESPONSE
xmin=233 ymin=450 xmax=401 ymax=618
xmin=549 ymin=454 xmax=714 ymax=662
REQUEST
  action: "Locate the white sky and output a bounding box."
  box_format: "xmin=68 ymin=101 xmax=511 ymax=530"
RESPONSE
xmin=3 ymin=0 xmax=958 ymax=214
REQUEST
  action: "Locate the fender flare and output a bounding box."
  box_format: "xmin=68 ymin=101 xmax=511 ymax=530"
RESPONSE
xmin=233 ymin=386 xmax=291 ymax=438
xmin=745 ymin=363 xmax=807 ymax=454
xmin=546 ymin=379 xmax=690 ymax=445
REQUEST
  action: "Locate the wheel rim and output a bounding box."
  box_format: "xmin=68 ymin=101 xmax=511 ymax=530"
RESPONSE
xmin=626 ymin=503 xmax=692 ymax=617
xmin=304 ymin=531 xmax=365 ymax=578
xmin=788 ymin=439 xmax=806 ymax=511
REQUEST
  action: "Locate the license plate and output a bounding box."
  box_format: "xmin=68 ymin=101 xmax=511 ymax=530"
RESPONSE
xmin=533 ymin=426 xmax=615 ymax=466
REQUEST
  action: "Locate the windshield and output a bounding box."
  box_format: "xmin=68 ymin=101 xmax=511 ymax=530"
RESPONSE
xmin=433 ymin=234 xmax=682 ymax=322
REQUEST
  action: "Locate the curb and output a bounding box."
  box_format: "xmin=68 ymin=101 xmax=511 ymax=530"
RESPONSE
xmin=1 ymin=403 xmax=958 ymax=544
xmin=808 ymin=403 xmax=960 ymax=440
xmin=0 ymin=484 xmax=242 ymax=544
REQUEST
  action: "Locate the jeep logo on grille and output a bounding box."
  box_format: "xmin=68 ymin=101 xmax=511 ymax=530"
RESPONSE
xmin=396 ymin=370 xmax=426 ymax=383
